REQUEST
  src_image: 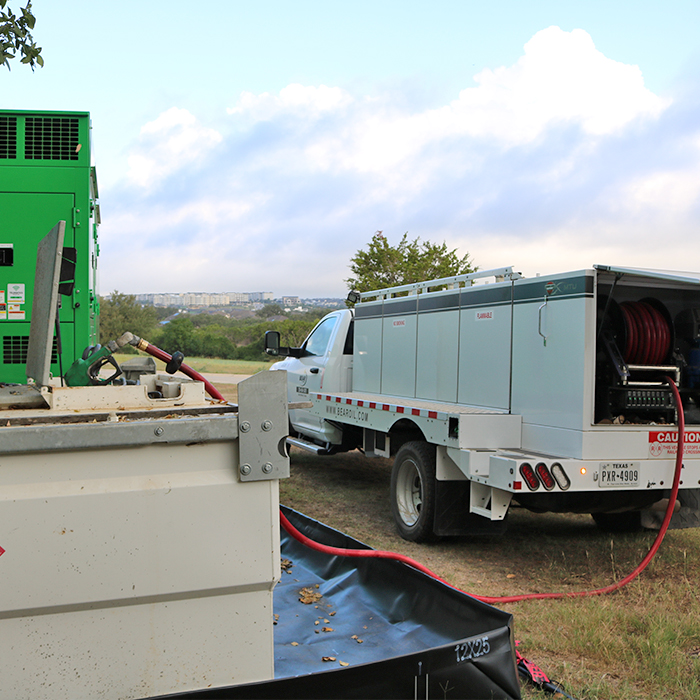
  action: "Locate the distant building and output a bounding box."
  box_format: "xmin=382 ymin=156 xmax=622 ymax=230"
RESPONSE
xmin=249 ymin=291 xmax=274 ymax=302
xmin=282 ymin=296 xmax=300 ymax=307
xmin=134 ymin=292 xmax=274 ymax=307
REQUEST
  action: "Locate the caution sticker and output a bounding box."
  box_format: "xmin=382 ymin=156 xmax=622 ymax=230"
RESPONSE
xmin=649 ymin=430 xmax=700 ymax=457
xmin=7 ymin=303 xmax=24 ymax=320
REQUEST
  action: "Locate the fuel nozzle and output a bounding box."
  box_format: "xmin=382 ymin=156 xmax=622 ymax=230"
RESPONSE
xmin=63 ymin=332 xmax=136 ymax=387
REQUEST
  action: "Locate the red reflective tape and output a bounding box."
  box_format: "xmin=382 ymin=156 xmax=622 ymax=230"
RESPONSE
xmin=428 ymin=411 xmax=437 ymax=419
xmin=0 ymin=545 xmax=5 ymax=556
xmin=513 ymin=481 xmax=522 ymax=490
xmin=325 ymin=395 xmax=331 ymax=401
xmin=358 ymin=401 xmax=364 ymax=407
xmin=382 ymin=404 xmax=390 ymax=411
xmin=412 ymin=408 xmax=421 ymax=416
xmin=346 ymin=398 xmax=352 ymax=404
xmin=369 ymin=402 xmax=376 ymax=409
xmin=397 ymin=406 xmax=405 ymax=413
xmin=335 ymin=397 xmax=341 ymax=403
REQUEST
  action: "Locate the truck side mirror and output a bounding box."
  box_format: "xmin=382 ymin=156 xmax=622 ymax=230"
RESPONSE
xmin=264 ymin=330 xmax=305 ymax=358
xmin=265 ymin=331 xmax=281 ymax=356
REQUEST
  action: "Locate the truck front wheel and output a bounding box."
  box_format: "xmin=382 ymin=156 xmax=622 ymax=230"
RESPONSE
xmin=390 ymin=441 xmax=438 ymax=543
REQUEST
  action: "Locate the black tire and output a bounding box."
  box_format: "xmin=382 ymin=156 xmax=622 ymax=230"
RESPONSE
xmin=591 ymin=510 xmax=643 ymax=532
xmin=390 ymin=441 xmax=439 ymax=543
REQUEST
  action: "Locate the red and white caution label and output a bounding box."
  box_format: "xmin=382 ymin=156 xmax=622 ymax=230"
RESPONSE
xmin=649 ymin=429 xmax=700 ymax=457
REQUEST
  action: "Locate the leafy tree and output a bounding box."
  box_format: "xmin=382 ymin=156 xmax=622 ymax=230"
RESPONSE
xmin=134 ymin=311 xmax=328 ymax=362
xmin=346 ymin=231 xmax=476 ymax=294
xmin=273 ymin=318 xmax=317 ymax=347
xmin=153 ymin=305 xmax=180 ymax=322
xmin=191 ymin=325 xmax=236 ymax=359
xmin=99 ymin=292 xmax=158 ymax=344
xmin=256 ymin=303 xmax=285 ymax=318
xmin=155 ymin=317 xmax=195 ymax=355
xmin=1 ymin=1 xmax=42 ymax=70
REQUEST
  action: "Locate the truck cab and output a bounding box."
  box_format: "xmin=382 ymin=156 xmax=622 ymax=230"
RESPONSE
xmin=267 ymin=309 xmax=354 ymax=449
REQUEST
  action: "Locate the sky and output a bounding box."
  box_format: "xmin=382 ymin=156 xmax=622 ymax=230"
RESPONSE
xmin=4 ymin=1 xmax=700 ymax=298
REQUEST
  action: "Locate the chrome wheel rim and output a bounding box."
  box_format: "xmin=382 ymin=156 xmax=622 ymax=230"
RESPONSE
xmin=395 ymin=458 xmax=422 ymax=527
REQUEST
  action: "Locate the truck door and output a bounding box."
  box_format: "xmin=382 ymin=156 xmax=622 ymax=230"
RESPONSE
xmin=287 ymin=313 xmax=342 ymax=439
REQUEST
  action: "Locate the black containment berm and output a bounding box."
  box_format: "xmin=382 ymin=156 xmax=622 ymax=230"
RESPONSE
xmin=153 ymin=507 xmax=521 ymax=700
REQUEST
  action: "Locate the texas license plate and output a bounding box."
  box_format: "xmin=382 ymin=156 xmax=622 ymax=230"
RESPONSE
xmin=599 ymin=463 xmax=639 ymax=488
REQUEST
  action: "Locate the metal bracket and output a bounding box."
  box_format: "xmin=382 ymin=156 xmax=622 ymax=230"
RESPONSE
xmin=600 ymin=328 xmax=630 ymax=382
xmin=469 ymin=484 xmax=511 ymax=521
xmin=237 ymin=370 xmax=290 ymax=482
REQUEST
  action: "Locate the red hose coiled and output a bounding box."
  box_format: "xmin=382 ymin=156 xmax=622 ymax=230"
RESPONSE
xmin=620 ymin=301 xmax=670 ymax=365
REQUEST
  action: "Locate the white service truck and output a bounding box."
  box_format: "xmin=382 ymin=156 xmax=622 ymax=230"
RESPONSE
xmin=266 ymin=265 xmax=700 ymax=542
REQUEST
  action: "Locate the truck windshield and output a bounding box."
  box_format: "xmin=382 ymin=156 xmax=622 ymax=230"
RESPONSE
xmin=304 ymin=316 xmax=339 ymax=356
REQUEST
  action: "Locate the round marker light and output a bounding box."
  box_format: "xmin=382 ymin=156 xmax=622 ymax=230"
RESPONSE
xmin=535 ymin=462 xmax=556 ymax=491
xmin=551 ymin=463 xmax=571 ymax=491
xmin=580 ymin=467 xmax=587 ymax=476
xmin=519 ymin=462 xmax=540 ymax=491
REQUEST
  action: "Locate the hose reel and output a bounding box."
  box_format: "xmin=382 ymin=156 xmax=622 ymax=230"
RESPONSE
xmin=597 ymin=296 xmax=678 ymax=423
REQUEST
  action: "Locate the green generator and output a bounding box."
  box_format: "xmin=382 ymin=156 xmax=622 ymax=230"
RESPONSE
xmin=0 ymin=110 xmax=100 ymax=383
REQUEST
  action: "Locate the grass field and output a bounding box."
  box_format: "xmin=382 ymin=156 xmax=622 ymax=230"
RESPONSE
xmin=277 ymin=448 xmax=700 ymax=700
xmin=113 ymin=353 xmax=270 ymax=376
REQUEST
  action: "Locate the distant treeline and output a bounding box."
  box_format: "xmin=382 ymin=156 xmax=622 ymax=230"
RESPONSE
xmin=98 ymin=294 xmax=329 ymax=360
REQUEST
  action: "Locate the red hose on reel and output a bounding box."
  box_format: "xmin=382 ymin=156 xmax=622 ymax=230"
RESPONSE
xmin=620 ymin=301 xmax=671 ymax=365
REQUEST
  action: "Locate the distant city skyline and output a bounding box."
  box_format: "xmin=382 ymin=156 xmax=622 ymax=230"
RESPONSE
xmin=131 ymin=291 xmax=343 ymax=308
xmin=134 ymin=291 xmax=274 ymax=307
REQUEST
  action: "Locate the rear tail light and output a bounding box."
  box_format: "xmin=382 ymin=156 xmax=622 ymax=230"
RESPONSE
xmin=535 ymin=462 xmax=556 ymax=491
xmin=519 ymin=462 xmax=539 ymax=491
xmin=551 ymin=462 xmax=571 ymax=490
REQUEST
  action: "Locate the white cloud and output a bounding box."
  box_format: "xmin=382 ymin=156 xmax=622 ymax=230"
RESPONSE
xmin=126 ymin=107 xmax=223 ymax=189
xmin=228 ymin=83 xmax=353 ymax=121
xmin=220 ymin=27 xmax=671 ymax=181
xmin=620 ymin=166 xmax=700 ymax=219
xmin=105 ymin=28 xmax=700 ymax=297
xmin=448 ymin=26 xmax=669 ymax=142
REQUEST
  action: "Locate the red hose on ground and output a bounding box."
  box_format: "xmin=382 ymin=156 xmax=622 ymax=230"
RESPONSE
xmin=135 ymin=340 xmax=226 ymax=402
xmin=280 ymin=377 xmax=685 ymax=605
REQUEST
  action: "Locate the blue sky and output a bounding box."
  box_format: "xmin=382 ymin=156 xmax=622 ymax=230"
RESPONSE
xmin=4 ymin=1 xmax=700 ymax=297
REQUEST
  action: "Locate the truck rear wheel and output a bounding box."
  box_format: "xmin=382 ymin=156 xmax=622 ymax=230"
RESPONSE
xmin=390 ymin=441 xmax=438 ymax=543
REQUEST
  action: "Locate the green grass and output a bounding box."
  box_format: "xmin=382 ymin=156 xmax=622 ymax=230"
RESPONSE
xmin=281 ymin=449 xmax=700 ymax=700
xmin=112 ymin=353 xmax=271 ymax=375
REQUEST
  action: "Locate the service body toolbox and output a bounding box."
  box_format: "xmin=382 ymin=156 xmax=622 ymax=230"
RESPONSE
xmin=0 ymin=371 xmax=288 ymax=700
xmin=268 ymin=265 xmax=700 ymax=541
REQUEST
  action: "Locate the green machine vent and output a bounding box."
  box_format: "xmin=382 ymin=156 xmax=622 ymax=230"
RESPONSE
xmin=3 ymin=336 xmax=58 ymax=365
xmin=3 ymin=336 xmax=29 ymax=364
xmin=0 ymin=117 xmax=17 ymax=159
xmin=25 ymin=117 xmax=80 ymax=161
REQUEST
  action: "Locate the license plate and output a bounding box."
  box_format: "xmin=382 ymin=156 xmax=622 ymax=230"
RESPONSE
xmin=599 ymin=463 xmax=639 ymax=488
